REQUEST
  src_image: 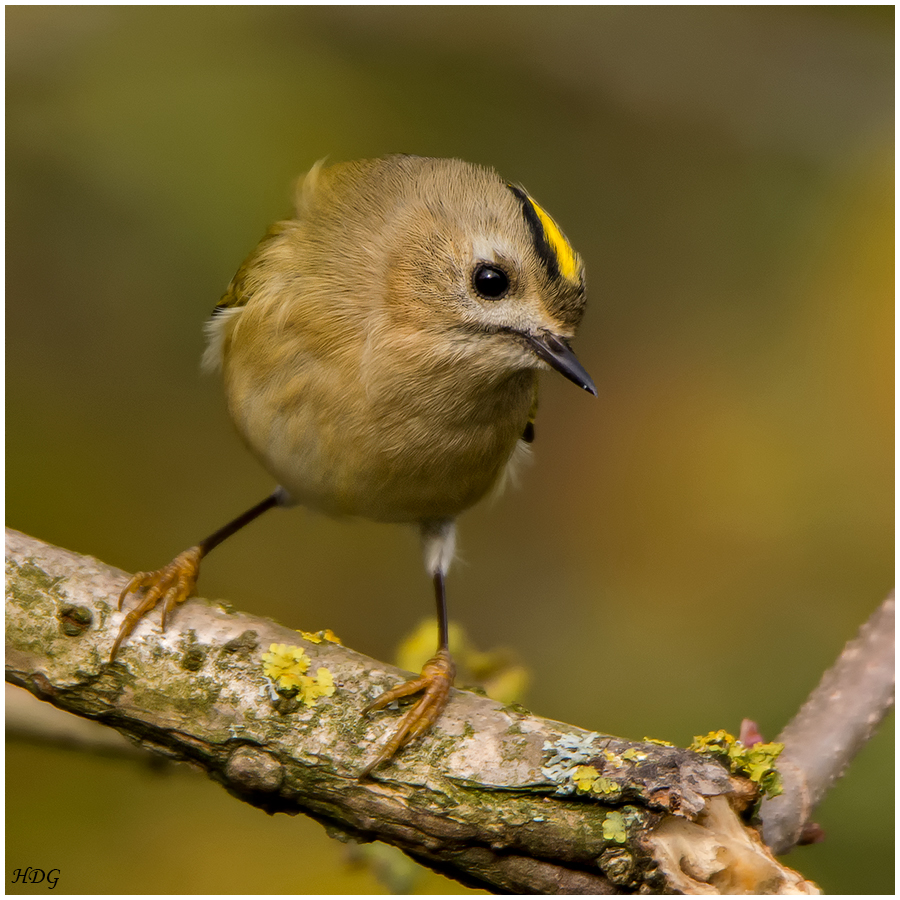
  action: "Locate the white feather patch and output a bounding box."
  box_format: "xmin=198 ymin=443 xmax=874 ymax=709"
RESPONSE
xmin=488 ymin=438 xmax=533 ymax=504
xmin=420 ymin=519 xmax=457 ymax=577
xmin=201 ymin=306 xmax=243 ymax=373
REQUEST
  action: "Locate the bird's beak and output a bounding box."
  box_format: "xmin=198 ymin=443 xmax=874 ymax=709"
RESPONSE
xmin=525 ymin=332 xmax=597 ymax=396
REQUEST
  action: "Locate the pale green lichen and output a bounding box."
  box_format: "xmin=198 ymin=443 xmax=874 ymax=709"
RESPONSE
xmin=541 ymin=731 xmax=603 ymax=795
xmin=621 ymin=748 xmax=647 ymax=763
xmin=9 ymin=558 xmax=67 ymax=599
xmin=602 ymin=810 xmax=627 ymax=843
xmin=572 ymin=765 xmax=622 ymax=796
xmin=689 ymin=729 xmax=784 ymax=798
xmin=542 ymin=734 xmax=628 ymax=799
xmin=592 ymin=776 xmax=620 ymax=796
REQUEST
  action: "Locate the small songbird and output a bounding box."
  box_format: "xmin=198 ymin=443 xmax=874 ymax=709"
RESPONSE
xmin=113 ymin=155 xmax=595 ymax=774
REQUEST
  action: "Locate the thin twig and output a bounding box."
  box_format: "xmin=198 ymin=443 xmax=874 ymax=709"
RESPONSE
xmin=759 ymin=594 xmax=894 ymax=854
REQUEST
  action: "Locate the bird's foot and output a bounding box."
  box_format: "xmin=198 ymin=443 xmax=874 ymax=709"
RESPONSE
xmin=111 ymin=546 xmax=203 ymax=660
xmin=360 ymin=648 xmax=455 ymax=777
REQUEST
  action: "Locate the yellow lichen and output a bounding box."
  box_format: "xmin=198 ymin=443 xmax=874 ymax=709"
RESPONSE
xmin=298 ymin=628 xmax=342 ymax=645
xmin=570 ymin=764 xmax=621 ymax=798
xmin=602 ymin=810 xmax=627 ymax=843
xmin=262 ymin=643 xmax=336 ymax=707
xmin=572 ymin=764 xmax=601 ymax=793
xmin=262 ymin=643 xmax=311 ymax=687
xmin=592 ymin=776 xmax=620 ymax=795
xmin=689 ymin=730 xmax=784 ymax=798
xmin=297 ymin=667 xmax=336 ymax=707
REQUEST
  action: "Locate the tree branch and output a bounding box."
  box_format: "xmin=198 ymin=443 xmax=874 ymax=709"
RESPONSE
xmin=6 ymin=528 xmax=822 ymax=893
xmin=758 ymin=594 xmax=894 ymax=854
xmin=5 ymin=682 xmax=160 ymax=762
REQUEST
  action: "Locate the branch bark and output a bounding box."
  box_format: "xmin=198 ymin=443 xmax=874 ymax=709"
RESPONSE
xmin=6 ymin=528 xmax=822 ymax=893
xmin=758 ymin=594 xmax=894 ymax=854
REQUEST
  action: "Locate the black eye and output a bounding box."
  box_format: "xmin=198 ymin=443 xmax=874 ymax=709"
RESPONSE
xmin=472 ymin=264 xmax=510 ymax=300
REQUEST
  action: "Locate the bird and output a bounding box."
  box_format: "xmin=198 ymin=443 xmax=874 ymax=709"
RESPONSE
xmin=111 ymin=155 xmax=595 ymax=775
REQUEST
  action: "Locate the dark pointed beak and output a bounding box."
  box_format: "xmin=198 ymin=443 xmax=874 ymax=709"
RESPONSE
xmin=525 ymin=332 xmax=597 ymax=396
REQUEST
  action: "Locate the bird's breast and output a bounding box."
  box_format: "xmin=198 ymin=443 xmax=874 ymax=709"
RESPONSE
xmin=224 ymin=321 xmax=534 ymax=524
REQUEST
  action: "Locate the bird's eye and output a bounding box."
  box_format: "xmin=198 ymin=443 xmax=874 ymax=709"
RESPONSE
xmin=472 ymin=264 xmax=510 ymax=300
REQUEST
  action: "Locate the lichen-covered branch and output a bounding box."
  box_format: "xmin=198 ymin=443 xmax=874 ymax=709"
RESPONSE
xmin=6 ymin=682 xmax=157 ymax=761
xmin=6 ymin=528 xmax=816 ymax=894
xmin=759 ymin=594 xmax=895 ymax=855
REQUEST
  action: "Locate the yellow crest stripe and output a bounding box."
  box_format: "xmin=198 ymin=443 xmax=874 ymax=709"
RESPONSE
xmin=526 ymin=197 xmax=580 ymax=283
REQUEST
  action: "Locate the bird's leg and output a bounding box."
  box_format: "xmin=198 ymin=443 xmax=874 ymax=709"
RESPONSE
xmin=111 ymin=489 xmax=285 ymax=660
xmin=360 ymin=570 xmax=456 ymax=777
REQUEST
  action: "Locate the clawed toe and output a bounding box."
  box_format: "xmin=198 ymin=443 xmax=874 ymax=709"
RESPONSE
xmin=110 ymin=546 xmax=203 ymax=660
xmin=360 ymin=649 xmax=455 ymax=778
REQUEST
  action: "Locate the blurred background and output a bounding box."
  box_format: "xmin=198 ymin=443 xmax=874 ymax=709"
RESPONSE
xmin=6 ymin=6 xmax=892 ymax=894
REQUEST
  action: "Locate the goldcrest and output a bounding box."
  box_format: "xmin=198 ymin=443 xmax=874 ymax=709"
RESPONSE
xmin=113 ymin=155 xmax=594 ymax=774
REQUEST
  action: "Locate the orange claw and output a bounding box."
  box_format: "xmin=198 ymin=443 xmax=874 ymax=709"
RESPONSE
xmin=360 ymin=648 xmax=455 ymax=778
xmin=110 ymin=546 xmax=203 ymax=661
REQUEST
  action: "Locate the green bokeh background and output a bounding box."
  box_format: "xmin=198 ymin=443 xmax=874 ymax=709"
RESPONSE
xmin=7 ymin=6 xmax=893 ymax=894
